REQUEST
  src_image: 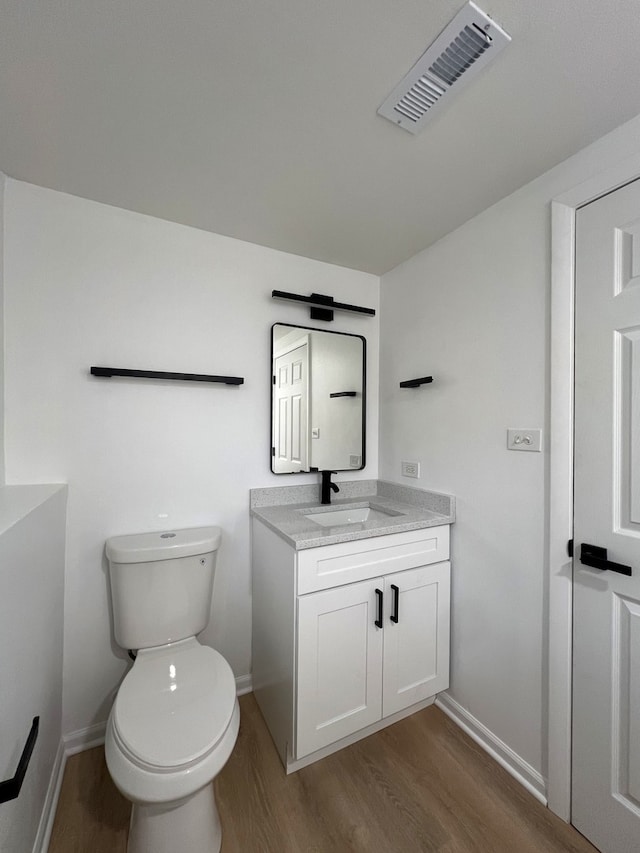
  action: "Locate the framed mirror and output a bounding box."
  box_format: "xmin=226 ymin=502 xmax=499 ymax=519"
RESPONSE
xmin=271 ymin=323 xmax=366 ymax=474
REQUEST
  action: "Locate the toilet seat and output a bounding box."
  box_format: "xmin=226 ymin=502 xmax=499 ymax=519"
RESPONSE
xmin=112 ymin=638 xmax=236 ymax=772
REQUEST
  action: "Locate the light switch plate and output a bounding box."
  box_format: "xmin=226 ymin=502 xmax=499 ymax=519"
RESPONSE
xmin=507 ymin=428 xmax=542 ymax=452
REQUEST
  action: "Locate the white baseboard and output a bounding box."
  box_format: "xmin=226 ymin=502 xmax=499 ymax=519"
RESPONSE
xmin=235 ymin=673 xmax=253 ymax=696
xmin=31 ymin=722 xmax=107 ymax=852
xmin=32 ymin=738 xmax=66 ymax=853
xmin=63 ymin=721 xmax=107 ymax=756
xmin=435 ymin=693 xmax=547 ymax=805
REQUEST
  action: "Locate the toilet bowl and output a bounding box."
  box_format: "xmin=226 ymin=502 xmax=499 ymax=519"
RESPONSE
xmin=104 ymin=527 xmax=238 ymax=853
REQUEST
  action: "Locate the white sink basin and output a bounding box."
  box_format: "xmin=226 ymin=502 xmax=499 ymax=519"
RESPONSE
xmin=304 ymin=506 xmax=398 ymax=527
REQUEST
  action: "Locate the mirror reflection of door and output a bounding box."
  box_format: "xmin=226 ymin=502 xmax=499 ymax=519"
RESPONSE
xmin=271 ymin=324 xmax=365 ymax=474
xmin=272 ymin=332 xmax=309 ymax=473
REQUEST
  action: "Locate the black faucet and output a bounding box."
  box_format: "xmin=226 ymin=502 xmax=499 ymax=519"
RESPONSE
xmin=320 ymin=470 xmax=340 ymax=505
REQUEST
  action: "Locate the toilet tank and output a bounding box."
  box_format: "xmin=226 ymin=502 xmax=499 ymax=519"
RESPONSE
xmin=106 ymin=526 xmax=222 ymax=650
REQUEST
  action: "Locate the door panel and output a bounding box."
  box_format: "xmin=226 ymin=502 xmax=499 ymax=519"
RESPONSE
xmin=573 ymin=178 xmax=640 ymax=852
xmin=272 ymin=342 xmax=309 ymax=473
xmin=615 ymin=215 xmax=640 ymax=294
xmin=382 ymin=562 xmax=450 ymax=717
xmin=618 ymin=327 xmax=640 ymax=531
xmin=296 ymin=579 xmax=383 ymax=758
xmin=614 ymin=595 xmax=640 ymax=809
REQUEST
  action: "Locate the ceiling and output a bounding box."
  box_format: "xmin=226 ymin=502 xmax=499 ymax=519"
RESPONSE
xmin=1 ymin=0 xmax=640 ymax=275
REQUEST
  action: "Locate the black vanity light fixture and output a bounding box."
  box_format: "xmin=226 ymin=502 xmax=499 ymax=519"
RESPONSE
xmin=399 ymin=375 xmax=433 ymax=388
xmin=271 ymin=290 xmax=376 ymax=322
xmin=90 ymin=367 xmax=244 ymax=385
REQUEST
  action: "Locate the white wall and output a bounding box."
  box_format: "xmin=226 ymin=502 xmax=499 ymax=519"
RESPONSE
xmin=0 ymin=486 xmax=66 ymax=853
xmin=3 ymin=180 xmax=379 ymax=735
xmin=0 ymin=172 xmax=5 ymax=485
xmin=379 ymin=112 xmax=640 ymax=779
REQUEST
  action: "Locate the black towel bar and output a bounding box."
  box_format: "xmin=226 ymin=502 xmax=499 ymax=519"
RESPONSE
xmin=399 ymin=376 xmax=433 ymax=388
xmin=0 ymin=717 xmax=39 ymax=804
xmin=90 ymin=367 xmax=244 ymax=385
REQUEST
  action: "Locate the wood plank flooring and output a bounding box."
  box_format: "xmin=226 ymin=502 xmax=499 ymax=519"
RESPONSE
xmin=49 ymin=693 xmax=598 ymax=853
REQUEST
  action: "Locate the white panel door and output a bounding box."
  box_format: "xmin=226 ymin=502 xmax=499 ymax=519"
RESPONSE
xmin=382 ymin=562 xmax=450 ymax=717
xmin=296 ymin=578 xmax=383 ymax=758
xmin=272 ymin=343 xmax=308 ymax=473
xmin=573 ymin=178 xmax=640 ymax=853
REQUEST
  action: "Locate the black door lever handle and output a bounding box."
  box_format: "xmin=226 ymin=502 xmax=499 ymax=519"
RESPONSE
xmin=580 ymin=543 xmax=632 ymax=577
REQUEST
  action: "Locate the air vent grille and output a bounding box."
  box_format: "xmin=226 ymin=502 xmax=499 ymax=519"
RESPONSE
xmin=377 ymin=2 xmax=510 ymax=134
xmin=429 ymin=25 xmax=490 ymax=85
xmin=395 ymin=75 xmax=445 ymax=122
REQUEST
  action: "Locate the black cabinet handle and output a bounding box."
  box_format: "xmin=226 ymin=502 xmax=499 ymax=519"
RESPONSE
xmin=580 ymin=543 xmax=632 ymax=577
xmin=375 ymin=588 xmax=383 ymax=628
xmin=390 ymin=584 xmax=399 ymax=623
xmin=0 ymin=717 xmax=39 ymax=804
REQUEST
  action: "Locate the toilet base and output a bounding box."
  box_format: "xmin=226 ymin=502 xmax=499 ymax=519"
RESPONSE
xmin=128 ymin=783 xmax=221 ymax=853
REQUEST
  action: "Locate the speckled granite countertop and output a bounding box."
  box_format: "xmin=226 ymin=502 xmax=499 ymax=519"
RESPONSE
xmin=250 ymin=479 xmax=455 ymax=550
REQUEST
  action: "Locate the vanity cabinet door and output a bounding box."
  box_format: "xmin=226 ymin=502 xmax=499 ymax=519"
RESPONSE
xmin=382 ymin=561 xmax=450 ymax=717
xmin=296 ymin=578 xmax=384 ymax=758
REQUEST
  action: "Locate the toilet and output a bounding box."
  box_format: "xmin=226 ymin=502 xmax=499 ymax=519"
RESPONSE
xmin=104 ymin=526 xmax=239 ymax=853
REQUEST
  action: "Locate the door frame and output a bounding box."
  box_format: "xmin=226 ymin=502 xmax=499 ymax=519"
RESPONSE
xmin=548 ymin=151 xmax=640 ymax=819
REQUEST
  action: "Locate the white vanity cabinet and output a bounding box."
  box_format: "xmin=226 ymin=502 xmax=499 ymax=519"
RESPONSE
xmin=251 ymin=520 xmax=451 ymax=771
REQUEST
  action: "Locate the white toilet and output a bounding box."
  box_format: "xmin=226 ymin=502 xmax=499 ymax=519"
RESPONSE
xmin=104 ymin=526 xmax=239 ymax=853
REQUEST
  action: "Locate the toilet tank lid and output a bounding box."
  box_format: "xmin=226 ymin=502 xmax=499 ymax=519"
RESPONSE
xmin=106 ymin=526 xmax=221 ymax=564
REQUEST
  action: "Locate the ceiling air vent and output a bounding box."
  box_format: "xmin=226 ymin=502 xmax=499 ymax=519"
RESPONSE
xmin=377 ymin=1 xmax=511 ymax=134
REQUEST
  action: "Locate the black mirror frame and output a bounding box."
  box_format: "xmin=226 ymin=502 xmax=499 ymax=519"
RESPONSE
xmin=270 ymin=322 xmax=366 ymax=475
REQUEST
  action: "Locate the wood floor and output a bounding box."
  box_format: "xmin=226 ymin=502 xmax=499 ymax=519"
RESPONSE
xmin=49 ymin=694 xmax=598 ymax=853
